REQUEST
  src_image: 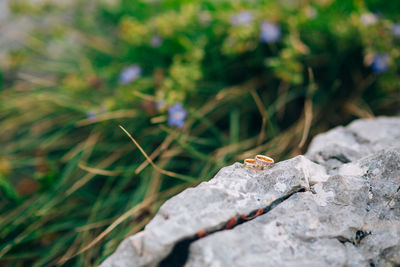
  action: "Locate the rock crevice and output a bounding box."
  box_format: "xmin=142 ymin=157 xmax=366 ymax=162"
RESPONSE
xmin=160 ymin=186 xmax=306 ymax=267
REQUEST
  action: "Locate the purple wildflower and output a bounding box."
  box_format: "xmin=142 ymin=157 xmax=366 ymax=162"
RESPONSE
xmin=260 ymin=20 xmax=281 ymax=43
xmin=392 ymin=23 xmax=400 ymax=37
xmin=168 ymin=103 xmax=187 ymax=128
xmin=371 ymin=54 xmax=390 ymax=74
xmin=86 ymin=111 xmax=97 ymax=121
xmin=361 ymin=13 xmax=378 ymax=25
xmin=119 ymin=65 xmax=141 ymax=84
xmin=150 ymin=36 xmax=163 ymax=48
xmin=231 ymin=11 xmax=253 ymax=26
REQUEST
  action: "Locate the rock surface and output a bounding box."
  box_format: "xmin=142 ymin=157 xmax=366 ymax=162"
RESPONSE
xmin=100 ymin=117 xmax=400 ymax=267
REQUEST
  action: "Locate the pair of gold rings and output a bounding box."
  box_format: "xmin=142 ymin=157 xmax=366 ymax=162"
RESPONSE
xmin=244 ymin=155 xmax=274 ymax=170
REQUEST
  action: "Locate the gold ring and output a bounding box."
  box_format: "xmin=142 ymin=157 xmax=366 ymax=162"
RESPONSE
xmin=255 ymin=155 xmax=274 ymax=168
xmin=244 ymin=158 xmax=259 ymax=169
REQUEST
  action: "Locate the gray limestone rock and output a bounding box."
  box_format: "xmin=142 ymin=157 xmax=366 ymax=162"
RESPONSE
xmin=306 ymin=117 xmax=400 ymax=172
xmin=186 ymin=149 xmax=400 ymax=267
xmin=100 ymin=117 xmax=400 ymax=267
xmin=101 ymin=156 xmax=322 ymax=267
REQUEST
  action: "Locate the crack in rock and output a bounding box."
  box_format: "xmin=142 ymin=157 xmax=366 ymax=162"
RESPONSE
xmin=99 ymin=117 xmax=400 ymax=267
xmin=159 ymin=187 xmax=306 ymax=267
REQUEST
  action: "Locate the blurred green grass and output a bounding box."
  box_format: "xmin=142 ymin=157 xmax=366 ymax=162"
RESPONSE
xmin=1 ymin=0 xmax=400 ymax=265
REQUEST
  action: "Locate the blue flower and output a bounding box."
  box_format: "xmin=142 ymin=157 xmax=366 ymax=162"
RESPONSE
xmin=86 ymin=111 xmax=97 ymax=121
xmin=168 ymin=103 xmax=187 ymax=128
xmin=119 ymin=65 xmax=141 ymax=84
xmin=361 ymin=13 xmax=378 ymax=25
xmin=392 ymin=23 xmax=400 ymax=37
xmin=371 ymin=54 xmax=390 ymax=74
xmin=260 ymin=20 xmax=281 ymax=43
xmin=231 ymin=11 xmax=253 ymax=26
xmin=150 ymin=36 xmax=163 ymax=48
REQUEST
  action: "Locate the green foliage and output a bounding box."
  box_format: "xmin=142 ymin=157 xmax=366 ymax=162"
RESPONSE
xmin=1 ymin=0 xmax=399 ymax=265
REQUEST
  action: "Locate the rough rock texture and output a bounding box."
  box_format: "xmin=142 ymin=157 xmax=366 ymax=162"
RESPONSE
xmin=100 ymin=117 xmax=400 ymax=267
xmin=306 ymin=117 xmax=400 ymax=172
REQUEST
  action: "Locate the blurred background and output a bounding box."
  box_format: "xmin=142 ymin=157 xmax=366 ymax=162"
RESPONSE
xmin=0 ymin=0 xmax=399 ymax=265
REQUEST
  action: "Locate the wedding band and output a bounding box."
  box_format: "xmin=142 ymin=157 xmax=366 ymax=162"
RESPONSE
xmin=255 ymin=155 xmax=274 ymax=168
xmin=244 ymin=158 xmax=258 ymax=168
